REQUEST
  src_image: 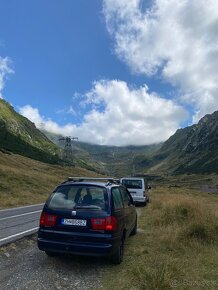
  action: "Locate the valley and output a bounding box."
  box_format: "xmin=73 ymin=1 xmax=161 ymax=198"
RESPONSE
xmin=0 ymin=99 xmax=217 ymax=209
xmin=1 ymin=3 xmax=217 ymax=289
xmin=1 ymin=99 xmax=217 ymax=179
xmin=0 ymin=100 xmax=217 ymax=290
xmin=44 ymin=110 xmax=218 ymax=176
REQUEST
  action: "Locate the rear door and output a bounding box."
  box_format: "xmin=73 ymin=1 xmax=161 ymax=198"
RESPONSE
xmin=111 ymin=187 xmax=125 ymax=236
xmin=119 ymin=186 xmax=136 ymax=236
xmin=121 ymin=179 xmax=144 ymax=199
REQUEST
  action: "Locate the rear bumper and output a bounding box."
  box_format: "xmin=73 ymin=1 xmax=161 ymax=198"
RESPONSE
xmin=37 ymin=229 xmax=120 ymax=257
xmin=132 ymin=196 xmax=147 ymax=203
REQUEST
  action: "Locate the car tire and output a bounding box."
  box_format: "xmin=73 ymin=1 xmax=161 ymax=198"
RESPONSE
xmin=45 ymin=251 xmax=57 ymax=257
xmin=142 ymin=201 xmax=147 ymax=207
xmin=111 ymin=237 xmax=124 ymax=264
xmin=130 ymin=217 xmax=137 ymax=236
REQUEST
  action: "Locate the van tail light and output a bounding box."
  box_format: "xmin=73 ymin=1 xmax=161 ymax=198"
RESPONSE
xmin=40 ymin=212 xmax=57 ymax=227
xmin=143 ymin=191 xmax=146 ymax=197
xmin=91 ymin=216 xmax=117 ymax=231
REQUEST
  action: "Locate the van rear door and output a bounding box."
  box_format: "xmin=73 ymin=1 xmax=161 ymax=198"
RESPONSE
xmin=121 ymin=178 xmax=145 ymax=200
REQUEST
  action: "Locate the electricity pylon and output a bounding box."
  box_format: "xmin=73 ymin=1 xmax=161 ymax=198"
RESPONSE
xmin=58 ymin=136 xmax=78 ymax=163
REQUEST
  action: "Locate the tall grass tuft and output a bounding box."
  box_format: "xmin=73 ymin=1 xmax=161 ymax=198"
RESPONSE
xmin=127 ymin=257 xmax=179 ymax=290
xmin=160 ymin=197 xmax=203 ymax=225
xmin=181 ymin=220 xmax=218 ymax=244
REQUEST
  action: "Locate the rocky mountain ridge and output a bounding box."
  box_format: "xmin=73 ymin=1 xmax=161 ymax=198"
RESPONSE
xmin=149 ymin=110 xmax=218 ymax=174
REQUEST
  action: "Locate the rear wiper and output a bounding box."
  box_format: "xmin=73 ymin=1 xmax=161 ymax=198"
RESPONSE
xmin=73 ymin=205 xmax=84 ymax=209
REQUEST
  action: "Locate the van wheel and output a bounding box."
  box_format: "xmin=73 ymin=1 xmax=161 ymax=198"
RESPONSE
xmin=131 ymin=217 xmax=137 ymax=236
xmin=111 ymin=238 xmax=124 ymax=264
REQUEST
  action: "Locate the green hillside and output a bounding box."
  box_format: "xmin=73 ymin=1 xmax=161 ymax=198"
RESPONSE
xmin=148 ymin=110 xmax=218 ymax=174
xmin=0 ymin=150 xmax=102 ymax=209
xmin=0 ymin=99 xmax=60 ymax=164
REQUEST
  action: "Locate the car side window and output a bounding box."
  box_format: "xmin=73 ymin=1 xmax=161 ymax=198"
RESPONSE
xmin=120 ymin=187 xmax=132 ymax=207
xmin=112 ymin=187 xmax=123 ymax=210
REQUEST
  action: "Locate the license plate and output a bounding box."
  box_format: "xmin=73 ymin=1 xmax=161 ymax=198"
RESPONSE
xmin=61 ymin=219 xmax=87 ymax=226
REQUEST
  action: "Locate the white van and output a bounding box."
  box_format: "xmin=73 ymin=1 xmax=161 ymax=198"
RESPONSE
xmin=120 ymin=177 xmax=149 ymax=205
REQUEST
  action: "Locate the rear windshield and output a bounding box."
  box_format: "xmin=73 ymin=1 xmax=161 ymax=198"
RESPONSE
xmin=122 ymin=179 xmax=143 ymax=189
xmin=47 ymin=185 xmax=108 ymax=211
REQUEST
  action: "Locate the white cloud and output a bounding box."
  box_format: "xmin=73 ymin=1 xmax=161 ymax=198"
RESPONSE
xmin=103 ymin=0 xmax=218 ymax=121
xmin=0 ymin=56 xmax=13 ymax=98
xmin=19 ymin=105 xmax=76 ymax=135
xmin=19 ymin=80 xmax=187 ymax=146
xmin=56 ymin=105 xmax=77 ymax=116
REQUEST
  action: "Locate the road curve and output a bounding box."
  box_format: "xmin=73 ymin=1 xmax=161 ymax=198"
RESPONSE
xmin=0 ymin=203 xmax=44 ymax=246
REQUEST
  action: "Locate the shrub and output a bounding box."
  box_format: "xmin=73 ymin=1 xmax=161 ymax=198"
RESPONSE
xmin=127 ymin=257 xmax=178 ymax=290
xmin=181 ymin=221 xmax=218 ymax=244
xmin=159 ymin=200 xmax=201 ymax=225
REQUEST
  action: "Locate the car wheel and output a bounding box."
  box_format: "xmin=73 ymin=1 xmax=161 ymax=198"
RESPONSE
xmin=130 ymin=217 xmax=137 ymax=236
xmin=111 ymin=237 xmax=124 ymax=264
xmin=45 ymin=251 xmax=57 ymax=257
xmin=142 ymin=201 xmax=147 ymax=207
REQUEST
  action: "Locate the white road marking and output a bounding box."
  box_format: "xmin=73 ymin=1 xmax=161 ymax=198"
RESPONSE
xmin=0 ymin=203 xmax=44 ymax=212
xmin=0 ymin=227 xmax=39 ymax=243
xmin=0 ymin=210 xmax=42 ymax=221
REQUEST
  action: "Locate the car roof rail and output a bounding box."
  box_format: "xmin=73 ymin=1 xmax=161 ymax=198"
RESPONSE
xmin=67 ymin=177 xmax=120 ymax=184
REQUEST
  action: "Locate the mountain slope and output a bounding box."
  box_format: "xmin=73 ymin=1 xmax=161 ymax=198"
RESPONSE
xmin=0 ymin=99 xmax=60 ymax=163
xmin=149 ymin=110 xmax=218 ymax=174
xmin=43 ymin=130 xmax=161 ymax=176
xmin=0 ymin=150 xmax=102 ymax=209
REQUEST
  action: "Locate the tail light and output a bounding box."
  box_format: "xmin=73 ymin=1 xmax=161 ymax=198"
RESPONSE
xmin=105 ymin=216 xmax=117 ymax=231
xmin=91 ymin=216 xmax=117 ymax=231
xmin=91 ymin=218 xmax=106 ymax=230
xmin=143 ymin=191 xmax=146 ymax=197
xmin=40 ymin=212 xmax=57 ymax=227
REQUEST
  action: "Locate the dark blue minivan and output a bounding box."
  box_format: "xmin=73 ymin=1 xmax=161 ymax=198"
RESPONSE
xmin=38 ymin=177 xmax=137 ymax=264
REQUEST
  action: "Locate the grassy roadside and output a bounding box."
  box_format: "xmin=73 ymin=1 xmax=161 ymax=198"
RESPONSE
xmin=0 ymin=151 xmax=101 ymax=209
xmin=102 ymin=186 xmax=218 ymax=290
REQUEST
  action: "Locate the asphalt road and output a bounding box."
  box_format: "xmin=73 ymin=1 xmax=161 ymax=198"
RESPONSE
xmin=0 ymin=204 xmax=44 ymax=246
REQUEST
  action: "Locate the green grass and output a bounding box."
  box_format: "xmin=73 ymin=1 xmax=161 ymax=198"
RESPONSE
xmin=102 ymin=186 xmax=218 ymax=290
xmin=0 ymin=151 xmax=102 ymax=209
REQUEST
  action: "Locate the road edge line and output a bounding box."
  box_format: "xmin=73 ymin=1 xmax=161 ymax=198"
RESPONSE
xmin=0 ymin=227 xmax=38 ymax=246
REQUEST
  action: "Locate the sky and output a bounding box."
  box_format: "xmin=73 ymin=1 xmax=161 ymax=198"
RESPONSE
xmin=0 ymin=0 xmax=218 ymax=146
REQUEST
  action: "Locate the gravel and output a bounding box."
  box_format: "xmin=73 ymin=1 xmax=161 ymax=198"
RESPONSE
xmin=0 ymin=235 xmax=110 ymax=290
